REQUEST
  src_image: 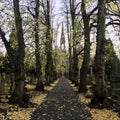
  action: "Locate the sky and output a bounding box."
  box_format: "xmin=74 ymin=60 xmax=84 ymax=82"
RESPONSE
xmin=52 ymin=0 xmax=68 ymax=50
xmin=0 ymin=0 xmax=120 ymax=55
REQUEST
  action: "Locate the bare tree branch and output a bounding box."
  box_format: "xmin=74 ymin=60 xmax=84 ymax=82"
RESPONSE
xmin=106 ymin=20 xmax=120 ymax=27
xmin=88 ymin=6 xmax=98 ymax=18
xmin=77 ymin=48 xmax=84 ymax=56
xmin=0 ymin=27 xmax=15 ymax=62
xmin=27 ymin=6 xmax=35 ymax=18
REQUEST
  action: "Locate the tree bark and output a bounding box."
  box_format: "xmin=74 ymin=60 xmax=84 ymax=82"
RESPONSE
xmin=9 ymin=0 xmax=26 ymax=105
xmin=91 ymin=0 xmax=108 ymax=105
xmin=70 ymin=0 xmax=79 ymax=84
xmin=68 ymin=27 xmax=72 ymax=80
xmin=78 ymin=0 xmax=90 ymax=93
xmin=0 ymin=0 xmax=26 ymax=105
xmin=34 ymin=0 xmax=44 ymax=91
xmin=45 ymin=0 xmax=54 ymax=85
xmin=73 ymin=48 xmax=79 ymax=86
xmin=0 ymin=73 xmax=5 ymax=95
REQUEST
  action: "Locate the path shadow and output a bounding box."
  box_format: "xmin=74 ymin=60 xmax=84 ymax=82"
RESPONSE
xmin=30 ymin=77 xmax=92 ymax=120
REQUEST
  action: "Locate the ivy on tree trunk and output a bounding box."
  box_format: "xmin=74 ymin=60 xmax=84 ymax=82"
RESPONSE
xmin=45 ymin=0 xmax=54 ymax=85
xmin=34 ymin=0 xmax=44 ymax=91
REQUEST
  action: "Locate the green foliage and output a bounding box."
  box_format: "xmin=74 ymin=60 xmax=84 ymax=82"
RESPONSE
xmin=0 ymin=53 xmax=14 ymax=73
xmin=53 ymin=48 xmax=69 ymax=74
xmin=0 ymin=54 xmax=5 ymax=73
xmin=105 ymin=39 xmax=120 ymax=80
xmin=105 ymin=40 xmax=116 ymax=62
xmin=0 ymin=29 xmax=18 ymax=74
xmin=24 ymin=46 xmax=36 ymax=75
xmin=3 ymin=55 xmax=14 ymax=74
xmin=74 ymin=19 xmax=82 ymax=44
xmin=9 ymin=29 xmax=18 ymax=50
xmin=108 ymin=2 xmax=120 ymax=13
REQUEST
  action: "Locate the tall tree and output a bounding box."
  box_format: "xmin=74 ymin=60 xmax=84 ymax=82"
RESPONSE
xmin=62 ymin=0 xmax=72 ymax=80
xmin=91 ymin=0 xmax=108 ymax=105
xmin=78 ymin=0 xmax=98 ymax=93
xmin=27 ymin=0 xmax=44 ymax=91
xmin=10 ymin=0 xmax=26 ymax=104
xmin=44 ymin=0 xmax=54 ymax=85
xmin=34 ymin=0 xmax=44 ymax=91
xmin=0 ymin=0 xmax=27 ymax=105
xmin=78 ymin=0 xmax=90 ymax=92
xmin=69 ymin=0 xmax=79 ymax=85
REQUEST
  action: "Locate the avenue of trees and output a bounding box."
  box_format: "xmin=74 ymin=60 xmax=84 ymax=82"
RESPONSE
xmin=62 ymin=0 xmax=120 ymax=105
xmin=0 ymin=0 xmax=120 ymax=106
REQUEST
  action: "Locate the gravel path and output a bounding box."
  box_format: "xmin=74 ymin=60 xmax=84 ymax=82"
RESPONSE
xmin=30 ymin=76 xmax=92 ymax=120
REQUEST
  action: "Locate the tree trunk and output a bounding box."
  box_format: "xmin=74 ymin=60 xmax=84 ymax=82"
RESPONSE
xmin=91 ymin=0 xmax=108 ymax=105
xmin=73 ymin=49 xmax=79 ymax=86
xmin=0 ymin=73 xmax=5 ymax=95
xmin=10 ymin=68 xmax=25 ymax=104
xmin=10 ymin=73 xmax=14 ymax=93
xmin=9 ymin=0 xmax=26 ymax=105
xmin=68 ymin=45 xmax=72 ymax=80
xmin=68 ymin=26 xmax=72 ymax=81
xmin=45 ymin=0 xmax=53 ymax=85
xmin=70 ymin=0 xmax=78 ymax=84
xmin=78 ymin=24 xmax=90 ymax=92
xmin=78 ymin=0 xmax=90 ymax=93
xmin=0 ymin=0 xmax=26 ymax=105
xmin=34 ymin=0 xmax=44 ymax=91
xmin=45 ymin=52 xmax=53 ymax=85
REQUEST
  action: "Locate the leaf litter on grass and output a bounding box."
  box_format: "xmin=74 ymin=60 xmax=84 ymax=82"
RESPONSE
xmin=68 ymin=81 xmax=120 ymax=120
xmin=0 ymin=80 xmax=59 ymax=120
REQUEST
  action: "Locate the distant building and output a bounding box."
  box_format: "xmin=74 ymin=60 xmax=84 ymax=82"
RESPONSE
xmin=60 ymin=23 xmax=66 ymax=51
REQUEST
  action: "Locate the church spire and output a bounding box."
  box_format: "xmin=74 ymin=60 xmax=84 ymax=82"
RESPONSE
xmin=60 ymin=23 xmax=65 ymax=50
